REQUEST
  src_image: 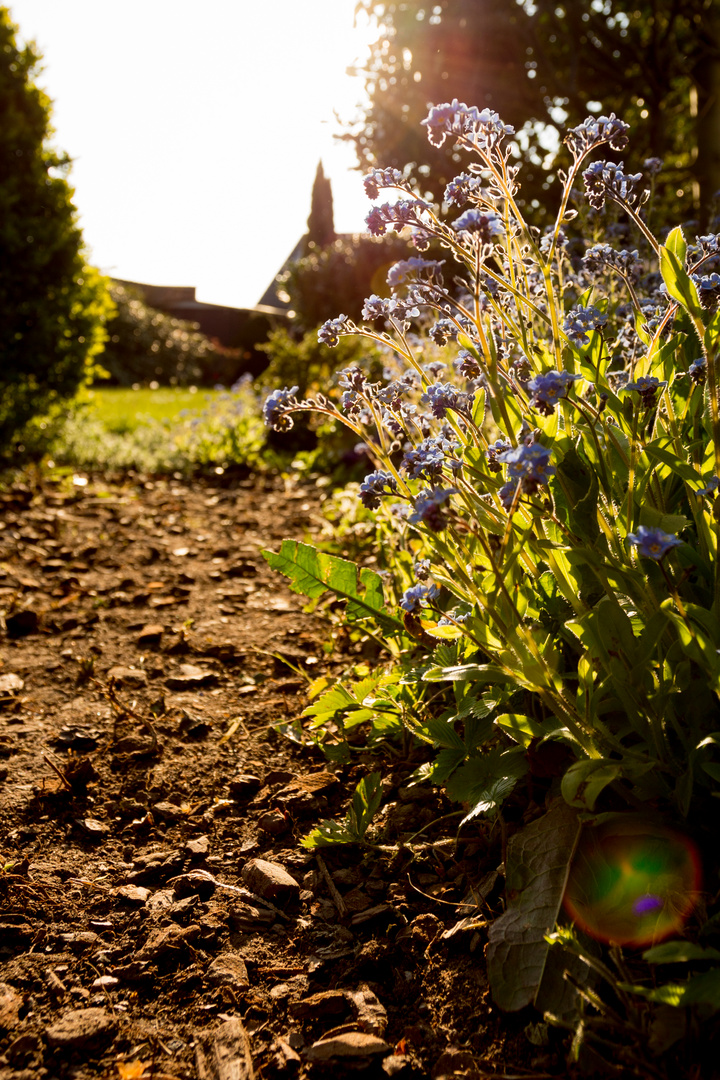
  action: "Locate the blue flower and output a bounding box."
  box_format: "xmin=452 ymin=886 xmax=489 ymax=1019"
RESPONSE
xmin=400 ymin=582 xmax=441 ymax=613
xmin=362 ymin=295 xmax=420 ymax=323
xmin=622 ymin=375 xmax=666 ymax=406
xmin=386 ymin=257 xmax=444 ymax=287
xmin=452 ymin=209 xmax=504 ymax=242
xmin=421 ymin=100 xmax=514 ymax=150
xmin=318 ymin=316 xmax=352 ymax=347
xmin=263 ymin=386 xmax=298 ymax=430
xmin=363 ymin=167 xmax=404 ymax=200
xmin=498 ymin=442 xmax=555 ymax=485
xmin=408 ymin=487 xmax=457 ymax=531
xmin=527 ymin=370 xmax=582 ymax=414
xmin=413 ymin=558 xmax=432 ymax=581
xmin=583 ymin=160 xmax=643 ymax=211
xmin=562 ymin=305 xmax=608 ymax=345
xmin=365 ymin=199 xmax=429 ymax=237
xmin=421 ymin=382 xmax=474 ymax=419
xmin=627 ymin=525 xmax=682 ymax=560
xmin=402 ymin=436 xmax=461 ymax=481
xmin=359 ymin=470 xmax=399 ymax=510
xmin=565 ymin=114 xmax=630 ymax=157
xmin=697 ymin=475 xmax=719 ymax=497
xmin=444 ymin=172 xmax=484 ymax=207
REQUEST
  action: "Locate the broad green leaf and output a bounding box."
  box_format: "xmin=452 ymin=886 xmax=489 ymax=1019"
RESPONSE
xmin=445 ymin=746 xmax=527 ymax=817
xmin=495 ymin=713 xmax=546 ymax=747
xmin=665 ymin=225 xmax=687 ymax=266
xmin=659 ymin=242 xmax=703 ymax=317
xmin=423 ymin=662 xmax=511 ymax=683
xmin=555 ymin=443 xmax=600 ymax=544
xmin=643 ymin=941 xmax=720 ymax=965
xmin=620 ymin=968 xmax=720 ymax=1011
xmin=561 ymin=759 xmax=622 ymax=810
xmin=261 ymin=540 xmax=403 ymax=634
xmin=301 ymin=771 xmax=383 ymax=849
xmin=486 ymin=801 xmax=582 ymax=1011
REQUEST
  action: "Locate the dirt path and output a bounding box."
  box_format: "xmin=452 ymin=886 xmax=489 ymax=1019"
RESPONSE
xmin=0 ymin=471 xmax=541 ymax=1080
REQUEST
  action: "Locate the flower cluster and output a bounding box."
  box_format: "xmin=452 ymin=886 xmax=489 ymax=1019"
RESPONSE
xmin=421 ymin=100 xmax=514 ymax=150
xmin=400 ymin=582 xmax=440 ymax=613
xmin=444 ymin=172 xmax=485 ymax=207
xmin=402 ymin=435 xmax=461 ymax=481
xmin=564 ymin=113 xmax=630 ymax=157
xmin=582 ymin=243 xmax=642 ymax=282
xmin=262 ymin=386 xmax=299 ymax=431
xmin=386 ymin=257 xmax=444 ymax=287
xmin=408 ymin=487 xmax=456 ymax=530
xmin=583 ymin=160 xmax=644 ymax=211
xmin=366 ymin=199 xmax=430 ymax=237
xmin=563 ymin=304 xmax=608 ymax=345
xmin=627 ymin=525 xmax=682 ymax=560
xmin=527 ymin=371 xmax=582 ymax=415
xmin=421 ymin=382 xmax=475 ymax=419
xmin=452 ymin=209 xmax=504 ymax=243
xmin=318 ymin=315 xmax=353 ymax=347
xmin=362 ymin=294 xmax=420 ymax=325
xmin=363 ymin=167 xmax=405 ymax=200
xmin=498 ymin=442 xmax=555 ymax=508
xmin=359 ymin=470 xmax=399 ymax=510
xmin=623 ymin=374 xmax=666 ymax=407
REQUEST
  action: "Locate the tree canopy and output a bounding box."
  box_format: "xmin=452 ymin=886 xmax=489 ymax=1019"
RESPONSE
xmin=347 ymin=0 xmax=720 ymax=222
xmin=0 ymin=7 xmax=111 ymax=452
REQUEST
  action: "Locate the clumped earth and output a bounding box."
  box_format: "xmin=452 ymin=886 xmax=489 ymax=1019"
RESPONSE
xmin=0 ymin=470 xmax=553 ymax=1080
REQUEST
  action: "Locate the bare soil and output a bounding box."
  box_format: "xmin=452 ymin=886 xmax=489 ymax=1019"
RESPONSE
xmin=0 ymin=470 xmax=559 ymax=1080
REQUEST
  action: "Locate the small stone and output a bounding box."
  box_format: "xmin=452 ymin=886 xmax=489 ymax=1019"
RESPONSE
xmin=138 ymin=923 xmax=186 ymax=959
xmin=207 ymin=952 xmax=250 ymax=988
xmin=5 ymin=610 xmax=38 ymax=638
xmin=79 ymin=818 xmax=110 ymax=838
xmin=0 ymin=674 xmax=24 ymax=696
xmin=59 ymin=931 xmax=99 ymax=952
xmin=45 ymin=1007 xmax=117 ymax=1050
xmin=240 ymin=858 xmax=300 ymax=906
xmin=152 ymin=800 xmax=185 ymax=822
xmin=185 ymin=835 xmax=210 ymax=858
xmin=305 ymin=1032 xmax=391 ymax=1062
xmin=228 ymin=773 xmax=262 ymax=798
xmin=107 ymin=665 xmax=148 ymax=689
xmin=289 ymin=990 xmax=349 ymax=1021
xmin=170 ymin=870 xmax=216 ymax=900
xmin=90 ymin=976 xmax=119 ymax=990
xmin=0 ymin=982 xmax=22 ymax=1030
xmin=164 ymin=664 xmax=218 ymax=690
xmin=258 ymin=809 xmax=290 ymax=836
xmin=137 ymin=623 xmax=164 ymax=647
xmin=116 ymin=885 xmax=150 ymax=906
xmin=145 ymin=888 xmax=175 ymax=914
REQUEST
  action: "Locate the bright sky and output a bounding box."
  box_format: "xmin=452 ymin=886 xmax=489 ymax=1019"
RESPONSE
xmin=8 ymin=0 xmax=378 ymax=309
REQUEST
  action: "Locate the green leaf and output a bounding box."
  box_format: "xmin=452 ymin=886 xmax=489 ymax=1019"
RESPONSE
xmin=446 ymin=746 xmax=528 ymax=818
xmin=423 ymin=662 xmax=511 ymax=683
xmin=348 ymin=771 xmax=383 ymax=838
xmin=643 ymin=941 xmax=720 ymax=965
xmin=659 ymin=242 xmax=703 ymax=318
xmin=261 ymin=540 xmax=403 ymax=635
xmin=665 ymin=225 xmax=688 ymax=266
xmin=561 ymin=758 xmax=622 ymax=810
xmin=495 ymin=713 xmax=546 ymax=748
xmin=555 ymin=443 xmax=600 ymax=544
xmin=300 ymin=771 xmax=382 ymax=848
xmin=486 ymin=801 xmax=582 ymax=1011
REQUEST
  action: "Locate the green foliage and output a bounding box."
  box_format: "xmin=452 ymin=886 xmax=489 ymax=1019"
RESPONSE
xmin=350 ymin=0 xmax=720 ymax=217
xmin=278 ymin=233 xmax=410 ymax=334
xmin=300 ymin=772 xmax=383 ymax=848
xmin=0 ymin=9 xmax=112 ymax=454
xmin=101 ymin=281 xmax=238 ymax=387
xmin=304 ymin=160 xmax=335 ymax=252
xmin=259 ymin=326 xmax=383 ymax=400
xmin=261 ymin=539 xmax=404 ymax=637
xmin=50 ymin=381 xmax=267 ymax=474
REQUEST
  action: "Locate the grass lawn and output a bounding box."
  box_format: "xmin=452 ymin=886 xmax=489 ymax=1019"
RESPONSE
xmin=86 ymin=385 xmax=220 ymax=433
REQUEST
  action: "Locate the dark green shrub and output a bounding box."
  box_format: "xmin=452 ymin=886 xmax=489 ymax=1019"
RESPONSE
xmin=101 ymin=282 xmax=239 ymax=387
xmin=278 ymin=234 xmax=410 ymax=334
xmin=0 ymin=9 xmax=112 ymax=454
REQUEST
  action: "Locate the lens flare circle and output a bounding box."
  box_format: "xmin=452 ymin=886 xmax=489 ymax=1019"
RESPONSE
xmin=563 ymin=817 xmax=701 ymax=947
